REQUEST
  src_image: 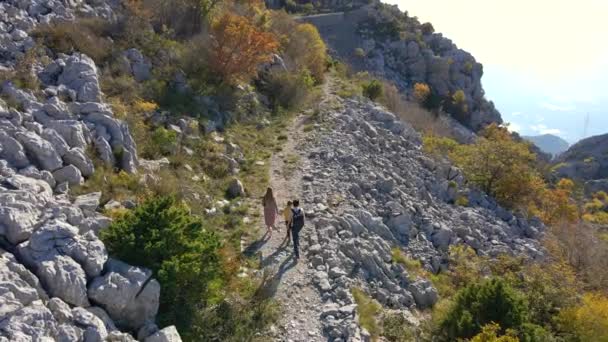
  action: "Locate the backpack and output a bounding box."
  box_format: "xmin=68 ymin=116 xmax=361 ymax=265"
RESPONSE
xmin=291 ymin=207 xmax=304 ymax=230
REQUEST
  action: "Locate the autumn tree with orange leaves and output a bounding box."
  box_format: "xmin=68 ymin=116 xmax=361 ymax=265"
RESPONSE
xmin=209 ymin=13 xmax=279 ymax=84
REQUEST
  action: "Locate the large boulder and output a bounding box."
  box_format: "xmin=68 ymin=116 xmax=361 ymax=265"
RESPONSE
xmin=57 ymin=54 xmax=102 ymax=102
xmin=63 ymin=148 xmax=94 ymax=177
xmin=41 ymin=128 xmax=70 ymax=157
xmin=226 ymin=178 xmax=245 ymax=198
xmin=0 ymin=131 xmax=29 ymax=168
xmin=52 ymin=164 xmax=83 ymax=186
xmin=37 ymin=255 xmax=90 ymax=307
xmin=88 ymin=259 xmax=160 ymax=331
xmin=0 ymin=300 xmax=59 ymax=340
xmin=123 ymin=49 xmax=152 ymax=82
xmin=408 ymin=280 xmax=438 ymax=309
xmin=14 ymin=130 xmax=62 ymax=171
xmin=0 ymin=249 xmax=48 ymax=317
xmin=145 ymin=326 xmax=182 ymax=342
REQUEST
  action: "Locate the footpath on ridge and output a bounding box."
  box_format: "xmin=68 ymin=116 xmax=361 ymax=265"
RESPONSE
xmin=246 ymin=76 xmax=544 ymax=342
xmin=246 ymin=80 xmax=339 ymax=342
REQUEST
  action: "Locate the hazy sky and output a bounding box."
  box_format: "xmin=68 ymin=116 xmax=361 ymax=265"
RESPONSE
xmin=385 ymin=0 xmax=608 ymax=143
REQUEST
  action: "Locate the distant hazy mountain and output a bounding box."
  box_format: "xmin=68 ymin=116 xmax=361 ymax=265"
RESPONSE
xmin=523 ymin=134 xmax=570 ymax=157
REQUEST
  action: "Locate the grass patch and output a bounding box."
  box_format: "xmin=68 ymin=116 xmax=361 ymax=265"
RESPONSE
xmin=391 ymin=248 xmax=427 ymax=279
xmin=282 ymin=153 xmax=300 ymax=176
xmin=352 ymin=287 xmax=383 ymax=340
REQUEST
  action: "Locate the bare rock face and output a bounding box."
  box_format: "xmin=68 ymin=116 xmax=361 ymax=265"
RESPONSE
xmin=14 ymin=130 xmax=63 ymax=171
xmin=145 ymin=326 xmax=183 ymax=342
xmin=295 ymin=98 xmax=543 ymax=340
xmin=88 ymin=259 xmax=161 ymax=331
xmin=0 ymin=1 xmax=178 ymax=339
xmin=57 ymin=54 xmax=103 ymax=103
xmin=298 ymin=2 xmax=503 ymax=132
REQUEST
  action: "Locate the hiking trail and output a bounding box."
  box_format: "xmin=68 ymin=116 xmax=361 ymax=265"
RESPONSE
xmin=246 ymin=79 xmax=341 ymax=341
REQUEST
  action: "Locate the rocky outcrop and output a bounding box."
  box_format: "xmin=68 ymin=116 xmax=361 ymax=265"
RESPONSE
xmin=297 ymin=99 xmax=543 ymax=340
xmin=298 ymin=2 xmax=503 ymax=132
xmin=0 ymin=54 xmax=139 ymax=187
xmin=0 ymin=0 xmax=115 ymax=68
xmin=0 ymin=174 xmax=179 ymax=340
xmin=0 ymin=1 xmax=180 ymax=340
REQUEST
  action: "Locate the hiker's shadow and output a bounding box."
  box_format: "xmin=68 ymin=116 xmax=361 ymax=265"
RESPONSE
xmin=256 ymin=254 xmax=297 ymax=299
xmin=242 ymin=231 xmax=271 ymax=257
xmin=259 ymin=242 xmax=289 ymax=268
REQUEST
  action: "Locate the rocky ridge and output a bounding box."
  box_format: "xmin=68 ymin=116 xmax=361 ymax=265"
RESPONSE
xmin=553 ymin=133 xmax=608 ymax=196
xmin=299 ymin=2 xmax=502 ymax=132
xmin=0 ymin=1 xmax=179 ymax=340
xmin=295 ymin=97 xmax=543 ymax=340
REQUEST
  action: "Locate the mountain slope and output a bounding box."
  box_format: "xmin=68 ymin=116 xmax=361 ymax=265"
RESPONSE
xmin=523 ymin=134 xmax=569 ymax=156
xmin=297 ymin=2 xmax=503 ymax=132
xmin=554 ymin=133 xmax=608 ymax=185
xmin=249 ymin=76 xmax=544 ymax=341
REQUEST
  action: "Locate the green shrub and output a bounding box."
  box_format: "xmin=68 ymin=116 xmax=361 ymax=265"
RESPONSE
xmin=444 ymin=89 xmax=469 ymax=124
xmin=421 ymin=22 xmax=435 ymax=35
xmin=261 ymin=70 xmax=314 ymax=111
xmin=440 ymin=278 xmax=528 ymax=340
xmin=519 ymin=323 xmax=554 ymax=342
xmin=391 ymin=247 xmax=426 ymax=279
xmin=143 ymin=127 xmax=178 ymax=158
xmin=100 ymin=196 xmax=222 ymax=331
xmin=382 ymin=312 xmax=416 ymax=341
xmin=362 ymin=79 xmax=383 ymax=101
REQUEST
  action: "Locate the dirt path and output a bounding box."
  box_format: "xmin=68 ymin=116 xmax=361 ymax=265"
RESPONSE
xmin=245 ymin=80 xmax=340 ymax=341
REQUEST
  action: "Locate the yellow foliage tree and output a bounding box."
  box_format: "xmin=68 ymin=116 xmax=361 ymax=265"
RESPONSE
xmin=450 ymin=124 xmax=544 ymax=210
xmin=583 ymin=191 xmax=608 ymax=224
xmin=268 ymin=12 xmax=327 ymax=82
xmin=558 ymin=293 xmax=608 ymax=341
xmin=534 ymin=178 xmax=579 ymax=226
xmin=209 ymin=13 xmax=279 ymax=84
xmin=413 ymin=82 xmax=431 ymax=104
xmin=470 ymin=323 xmax=519 ymax=342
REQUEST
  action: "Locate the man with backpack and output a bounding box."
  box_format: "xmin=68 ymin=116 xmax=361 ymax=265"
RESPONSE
xmin=290 ymin=200 xmax=305 ymax=261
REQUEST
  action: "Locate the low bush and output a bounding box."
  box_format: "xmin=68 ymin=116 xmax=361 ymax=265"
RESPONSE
xmin=439 ymin=278 xmax=528 ymax=340
xmin=362 ymin=79 xmax=383 ymax=101
xmin=413 ymin=82 xmax=431 ymax=105
xmin=32 ymin=19 xmax=113 ymax=63
xmin=583 ymin=191 xmax=608 ymax=224
xmin=557 ymin=293 xmax=608 ymax=341
xmin=352 ymin=288 xmax=383 ymax=339
xmin=470 ymin=323 xmax=519 ymax=342
xmin=391 ymin=248 xmax=426 ymax=279
xmin=101 ymin=196 xmax=222 ymax=331
xmin=382 ymin=312 xmax=416 ymax=342
xmin=0 ymin=45 xmax=45 ymax=91
xmin=261 ymin=70 xmax=314 ymax=111
xmin=142 ymin=127 xmax=179 ymax=158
